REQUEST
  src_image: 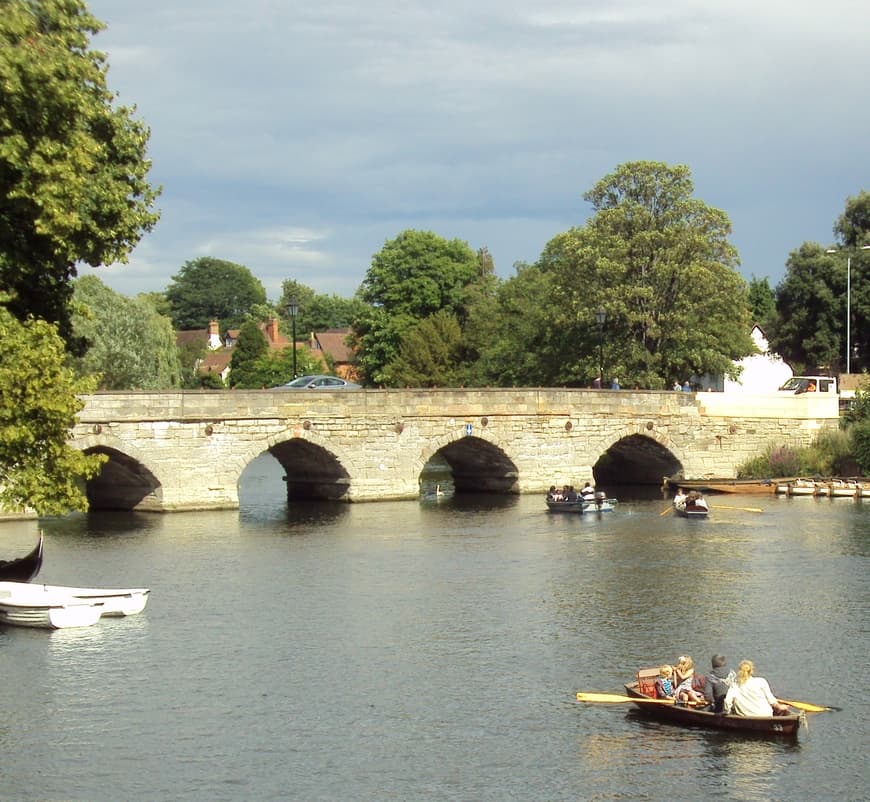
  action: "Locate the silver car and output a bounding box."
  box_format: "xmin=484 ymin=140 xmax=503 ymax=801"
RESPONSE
xmin=275 ymin=375 xmax=362 ymax=390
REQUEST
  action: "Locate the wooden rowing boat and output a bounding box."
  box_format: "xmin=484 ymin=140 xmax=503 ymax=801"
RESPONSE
xmin=673 ymin=504 xmax=709 ymax=519
xmin=663 ymin=477 xmax=781 ymax=495
xmin=623 ymin=680 xmax=803 ymax=737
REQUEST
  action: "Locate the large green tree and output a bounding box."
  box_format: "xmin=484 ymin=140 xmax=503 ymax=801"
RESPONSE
xmin=351 ymin=230 xmax=482 ymax=385
xmin=0 ymin=0 xmax=160 ymax=350
xmin=540 ymin=162 xmax=754 ymax=388
xmin=166 ymin=257 xmax=267 ymax=330
xmin=71 ymin=275 xmax=181 ymax=389
xmin=0 ymin=299 xmax=105 ymax=515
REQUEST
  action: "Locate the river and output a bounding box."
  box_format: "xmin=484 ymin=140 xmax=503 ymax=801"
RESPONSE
xmin=0 ymin=456 xmax=867 ymax=801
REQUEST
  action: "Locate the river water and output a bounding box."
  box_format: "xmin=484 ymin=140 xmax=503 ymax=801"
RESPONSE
xmin=0 ymin=457 xmax=867 ymax=802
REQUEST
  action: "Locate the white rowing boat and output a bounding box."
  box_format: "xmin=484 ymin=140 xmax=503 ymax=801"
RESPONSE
xmin=0 ymin=582 xmax=149 ymax=629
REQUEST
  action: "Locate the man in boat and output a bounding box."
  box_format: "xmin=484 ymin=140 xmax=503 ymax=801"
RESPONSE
xmin=704 ymin=654 xmax=734 ymax=713
xmin=673 ymin=487 xmax=687 ymax=511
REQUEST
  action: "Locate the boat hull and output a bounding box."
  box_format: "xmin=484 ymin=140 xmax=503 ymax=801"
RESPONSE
xmin=0 ymin=581 xmax=149 ymax=628
xmin=546 ymin=499 xmax=615 ymax=513
xmin=673 ymin=505 xmax=708 ymax=518
xmin=623 ymin=683 xmax=802 ymax=737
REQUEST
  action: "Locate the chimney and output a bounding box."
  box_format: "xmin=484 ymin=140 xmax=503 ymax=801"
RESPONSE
xmin=267 ymin=318 xmax=280 ymax=344
xmin=207 ymin=320 xmax=221 ymax=350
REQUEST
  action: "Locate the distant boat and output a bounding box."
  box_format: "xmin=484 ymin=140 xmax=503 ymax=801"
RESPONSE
xmin=0 ymin=533 xmax=43 ymax=583
xmin=663 ymin=477 xmax=779 ymax=495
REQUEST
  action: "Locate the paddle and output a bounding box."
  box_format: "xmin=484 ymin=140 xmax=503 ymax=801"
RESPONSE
xmin=659 ymin=505 xmax=673 ymax=516
xmin=575 ymin=692 xmax=705 ymax=706
xmin=779 ymin=698 xmax=841 ymax=713
xmin=711 ymin=504 xmax=763 ymax=513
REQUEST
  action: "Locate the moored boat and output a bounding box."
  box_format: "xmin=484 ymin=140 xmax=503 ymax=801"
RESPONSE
xmin=0 ymin=532 xmax=44 ymax=583
xmin=775 ymin=479 xmax=825 ymax=496
xmin=623 ymin=674 xmax=803 ymax=737
xmin=663 ymin=477 xmax=780 ymax=495
xmin=0 ymin=581 xmax=149 ymax=629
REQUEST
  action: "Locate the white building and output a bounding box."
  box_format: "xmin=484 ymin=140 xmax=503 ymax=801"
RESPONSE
xmin=724 ymin=325 xmax=793 ymax=393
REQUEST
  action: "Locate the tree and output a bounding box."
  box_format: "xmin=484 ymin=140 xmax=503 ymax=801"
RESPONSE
xmin=71 ymin=276 xmax=181 ymax=389
xmin=277 ymin=280 xmax=364 ymax=338
xmin=389 ymin=310 xmax=463 ymax=387
xmin=768 ymin=243 xmax=843 ymax=373
xmin=241 ymin=345 xmax=323 ymax=389
xmin=351 ymin=230 xmax=481 ymax=385
xmin=542 ymin=162 xmax=754 ymax=388
xmin=748 ymin=276 xmax=776 ymax=330
xmin=834 ymin=190 xmax=870 ymax=248
xmin=228 ymin=320 xmax=268 ymax=388
xmin=166 ymin=257 xmax=267 ymax=330
xmin=0 ymin=299 xmax=105 ymax=515
xmin=0 ymin=0 xmax=160 ymax=350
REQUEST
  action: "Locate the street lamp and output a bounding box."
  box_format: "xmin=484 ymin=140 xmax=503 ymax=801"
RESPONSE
xmin=288 ymin=297 xmax=299 ymax=379
xmin=595 ymin=307 xmax=606 ymax=386
xmin=826 ymin=246 xmax=870 ymax=374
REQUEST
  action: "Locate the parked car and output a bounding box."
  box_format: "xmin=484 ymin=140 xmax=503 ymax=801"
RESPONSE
xmin=275 ymin=375 xmax=362 ymax=390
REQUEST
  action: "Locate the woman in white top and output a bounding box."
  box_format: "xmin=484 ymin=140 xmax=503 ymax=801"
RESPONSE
xmin=724 ymin=660 xmax=792 ymax=716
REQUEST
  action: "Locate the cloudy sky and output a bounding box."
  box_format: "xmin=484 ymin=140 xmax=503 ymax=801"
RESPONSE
xmin=81 ymin=0 xmax=870 ymax=302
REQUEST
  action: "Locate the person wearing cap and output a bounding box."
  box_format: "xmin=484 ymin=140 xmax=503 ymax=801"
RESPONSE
xmin=704 ymin=654 xmax=735 ymax=712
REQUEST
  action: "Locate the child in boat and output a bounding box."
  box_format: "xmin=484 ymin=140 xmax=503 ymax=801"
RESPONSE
xmin=674 ymin=656 xmax=706 ymax=704
xmin=654 ymin=665 xmax=675 ymax=698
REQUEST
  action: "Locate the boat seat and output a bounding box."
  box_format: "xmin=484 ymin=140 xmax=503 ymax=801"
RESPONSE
xmin=636 ymin=668 xmax=660 ymax=698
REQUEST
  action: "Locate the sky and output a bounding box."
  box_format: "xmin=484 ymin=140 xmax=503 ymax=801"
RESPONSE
xmin=80 ymin=0 xmax=870 ymax=302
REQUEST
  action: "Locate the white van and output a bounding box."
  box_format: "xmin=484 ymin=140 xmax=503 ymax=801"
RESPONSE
xmin=777 ymin=376 xmax=838 ymax=394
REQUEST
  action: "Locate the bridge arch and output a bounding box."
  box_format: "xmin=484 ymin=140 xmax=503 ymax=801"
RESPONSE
xmin=239 ymin=430 xmax=363 ymax=501
xmin=79 ymin=443 xmax=163 ymax=511
xmin=591 ymin=426 xmax=684 ymax=486
xmin=417 ymin=432 xmax=519 ymax=494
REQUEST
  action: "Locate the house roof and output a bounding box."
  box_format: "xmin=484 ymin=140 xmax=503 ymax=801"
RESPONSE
xmin=313 ymin=328 xmax=353 ymax=363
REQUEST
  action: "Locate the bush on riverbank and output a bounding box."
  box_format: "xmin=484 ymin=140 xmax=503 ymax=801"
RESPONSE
xmin=737 ymin=429 xmax=856 ymax=478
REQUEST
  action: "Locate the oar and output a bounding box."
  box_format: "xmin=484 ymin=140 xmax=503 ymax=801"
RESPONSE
xmin=710 ymin=504 xmax=763 ymax=513
xmin=576 ymin=692 xmax=677 ymax=705
xmin=660 ymin=505 xmax=673 ymax=516
xmin=778 ymin=698 xmax=841 ymax=713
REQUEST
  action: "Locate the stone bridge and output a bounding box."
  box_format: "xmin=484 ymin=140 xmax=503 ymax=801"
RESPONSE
xmin=67 ymin=388 xmax=838 ymax=512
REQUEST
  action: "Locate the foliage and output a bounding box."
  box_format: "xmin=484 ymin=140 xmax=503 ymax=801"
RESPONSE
xmin=0 ymin=0 xmax=160 ymax=351
xmin=277 ymin=280 xmax=364 ymax=339
xmin=0 ymin=300 xmax=106 ymax=515
xmin=748 ymin=276 xmax=776 ymax=330
xmin=228 ymin=320 xmax=268 ymax=388
xmin=70 ymin=276 xmax=181 ymax=389
xmin=197 ymin=371 xmax=225 ymax=389
xmin=850 ymin=420 xmax=870 ymax=475
xmin=468 ymin=262 xmax=568 ymax=386
xmin=767 ymin=244 xmax=843 ymax=373
xmin=166 ymin=257 xmax=267 ymax=330
xmin=541 ymin=162 xmax=754 ymax=388
xmin=834 ymin=190 xmax=870 ymax=248
xmin=351 ymin=230 xmax=482 ymax=385
xmin=389 ymin=310 xmax=463 ymax=387
xmin=737 ymin=431 xmax=854 ymax=479
xmin=843 ymin=381 xmax=870 ymax=425
xmin=241 ymin=346 xmax=324 ymax=389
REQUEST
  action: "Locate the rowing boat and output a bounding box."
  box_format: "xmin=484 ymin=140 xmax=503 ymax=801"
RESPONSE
xmin=623 ymin=679 xmax=802 ymax=737
xmin=546 ymin=498 xmax=616 ymax=513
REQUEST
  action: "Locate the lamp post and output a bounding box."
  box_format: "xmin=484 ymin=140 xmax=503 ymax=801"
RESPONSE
xmin=595 ymin=306 xmax=606 ymax=386
xmin=827 ymin=246 xmax=870 ymax=374
xmin=288 ymin=297 xmax=299 ymax=379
